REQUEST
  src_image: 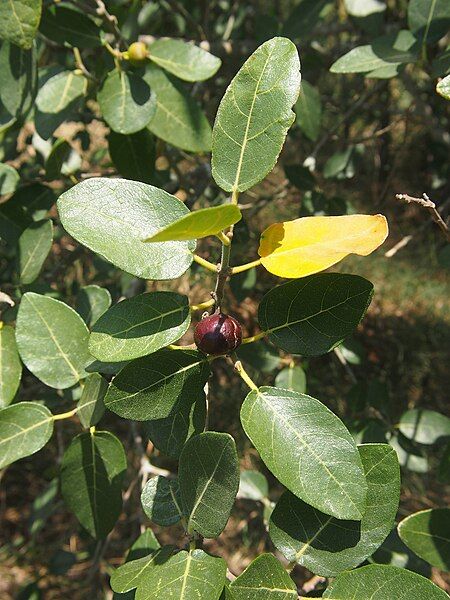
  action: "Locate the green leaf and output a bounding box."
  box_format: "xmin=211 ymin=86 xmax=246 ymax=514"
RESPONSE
xmin=7 ymin=183 xmax=55 ymax=221
xmin=45 ymin=138 xmax=71 ymax=180
xmin=57 ymin=178 xmax=195 ymax=280
xmin=179 ymin=431 xmax=240 ymax=537
xmin=274 ymin=365 xmax=306 ymax=393
xmin=0 ymin=163 xmax=20 ymax=195
xmin=269 ymin=444 xmax=400 ymax=575
xmin=98 ymin=70 xmax=156 ymax=135
xmin=77 ymin=373 xmax=107 ymax=428
xmin=16 ymin=292 xmax=91 ymax=389
xmin=126 ymin=529 xmax=161 ymax=560
xmin=258 ymin=273 xmax=373 ymax=356
xmin=35 ymin=70 xmax=86 ymax=140
xmin=229 ymin=553 xmax=297 ymax=599
xmin=143 ymin=65 xmax=212 ymax=153
xmin=149 ymin=39 xmax=221 ymax=82
xmin=398 ymin=508 xmax=450 ymax=571
xmin=143 ymin=394 xmax=206 ymax=459
xmin=141 ymin=476 xmax=183 ymax=526
xmin=437 ymin=74 xmax=450 ymax=100
xmin=408 ymin=0 xmax=450 ymax=44
xmin=241 ymin=386 xmax=367 ymax=520
xmin=399 ymin=409 xmax=450 ymax=445
xmin=144 ymin=205 xmax=241 ymax=242
xmin=0 ymin=325 xmax=22 ymax=407
xmin=0 ymin=402 xmax=53 ymax=469
xmin=237 ymin=470 xmax=269 ymax=501
xmin=330 ymin=31 xmax=419 ymax=74
xmin=370 ymin=529 xmax=432 ymax=577
xmin=75 ymin=285 xmax=112 ymax=328
xmin=322 ymin=564 xmax=449 ymax=599
xmin=105 ymin=349 xmax=210 ymax=421
xmin=89 ymin=291 xmax=191 ymax=362
xmin=111 ymin=546 xmax=174 ymax=594
xmin=39 ymin=5 xmax=102 ymax=48
xmin=60 ymin=430 xmax=127 ymax=539
xmin=18 ymin=219 xmax=53 ymax=284
xmin=211 ymin=37 xmax=301 ymax=193
xmin=295 ymin=80 xmax=322 ymax=141
xmin=135 ymin=549 xmax=227 ymax=600
xmin=108 ymin=130 xmax=156 ymax=184
xmin=0 ymin=0 xmax=41 ymax=49
xmin=0 ymin=42 xmax=37 ymax=120
xmin=389 ymin=434 xmax=429 ymax=473
xmin=236 ymin=340 xmax=281 ymax=373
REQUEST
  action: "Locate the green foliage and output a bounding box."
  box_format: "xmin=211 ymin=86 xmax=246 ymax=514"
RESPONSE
xmin=77 ymin=372 xmax=107 ymax=428
xmin=0 ymin=325 xmax=22 ymax=407
xmin=0 ymin=42 xmax=37 ymax=120
xmin=0 ymin=0 xmax=41 ymax=49
xmin=108 ymin=130 xmax=156 ymax=184
xmin=141 ymin=476 xmax=183 ymax=526
xmin=148 ymin=39 xmax=222 ymax=82
xmin=398 ymin=508 xmax=450 ymax=571
xmin=17 ymin=219 xmax=53 ymax=284
xmin=229 ymin=553 xmax=297 ymax=599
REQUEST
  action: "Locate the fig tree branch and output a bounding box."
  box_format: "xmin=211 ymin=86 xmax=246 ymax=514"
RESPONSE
xmin=395 ymin=193 xmax=450 ymax=242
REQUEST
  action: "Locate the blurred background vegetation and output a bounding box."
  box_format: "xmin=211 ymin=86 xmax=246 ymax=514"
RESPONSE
xmin=0 ymin=0 xmax=449 ymax=597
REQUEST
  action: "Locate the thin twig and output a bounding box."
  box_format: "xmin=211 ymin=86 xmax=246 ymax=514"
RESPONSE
xmin=395 ymin=193 xmax=450 ymax=241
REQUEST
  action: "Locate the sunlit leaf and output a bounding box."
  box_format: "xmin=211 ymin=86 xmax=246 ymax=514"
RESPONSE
xmin=241 ymin=386 xmax=367 ymax=520
xmin=258 ymin=214 xmax=388 ymax=278
xmin=408 ymin=0 xmax=450 ymax=44
xmin=57 ymin=178 xmax=195 ymax=280
xmin=179 ymin=432 xmax=240 ymax=537
xmin=399 ymin=409 xmax=450 ymax=445
xmin=212 ymin=37 xmax=301 ymax=193
xmin=89 ymin=292 xmax=191 ymax=362
xmin=149 ymin=39 xmax=221 ymax=82
xmin=0 ymin=402 xmax=53 ymax=469
xmin=0 ymin=325 xmax=22 ymax=407
xmin=16 ymin=292 xmax=91 ymax=388
xmin=398 ymin=508 xmax=450 ymax=571
xmin=269 ymin=444 xmax=400 ymax=575
xmin=323 ymin=564 xmax=449 ymax=599
xmin=141 ymin=476 xmax=184 ymax=526
xmin=0 ymin=42 xmax=37 ymax=120
xmin=0 ymin=163 xmax=20 ymax=195
xmin=274 ymin=365 xmax=306 ymax=393
xmin=0 ymin=0 xmax=41 ymax=49
xmin=295 ymin=80 xmax=322 ymax=141
xmin=237 ymin=470 xmax=269 ymax=501
xmin=437 ymin=74 xmax=450 ymax=100
xmin=144 ymin=205 xmax=241 ymax=242
xmin=75 ymin=285 xmax=112 ymax=328
xmin=18 ymin=219 xmax=53 ymax=284
xmin=229 ymin=553 xmax=297 ymax=599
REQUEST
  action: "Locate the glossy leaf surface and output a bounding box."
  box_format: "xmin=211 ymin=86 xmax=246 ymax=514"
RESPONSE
xmin=212 ymin=37 xmax=301 ymax=193
xmin=0 ymin=0 xmax=41 ymax=49
xmin=141 ymin=476 xmax=183 ymax=526
xmin=269 ymin=444 xmax=400 ymax=575
xmin=76 ymin=285 xmax=112 ymax=328
xmin=77 ymin=373 xmax=107 ymax=428
xmin=258 ymin=273 xmax=373 ymax=356
xmin=241 ymin=387 xmax=367 ymax=520
xmin=57 ymin=178 xmax=194 ymax=280
xmin=229 ymin=553 xmax=297 ymax=599
xmin=398 ymin=508 xmax=450 ymax=571
xmin=399 ymin=409 xmax=450 ymax=445
xmin=16 ymin=293 xmax=91 ymax=388
xmin=18 ymin=219 xmax=53 ymax=284
xmin=0 ymin=325 xmax=22 ymax=407
xmin=0 ymin=402 xmax=53 ymax=469
xmin=149 ymin=39 xmax=221 ymax=82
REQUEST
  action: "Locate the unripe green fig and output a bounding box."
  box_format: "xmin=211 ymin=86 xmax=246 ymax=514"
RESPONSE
xmin=127 ymin=42 xmax=148 ymax=65
xmin=194 ymin=313 xmax=242 ymax=355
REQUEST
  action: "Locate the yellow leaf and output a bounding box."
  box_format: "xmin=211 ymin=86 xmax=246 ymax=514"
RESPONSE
xmin=258 ymin=214 xmax=388 ymax=278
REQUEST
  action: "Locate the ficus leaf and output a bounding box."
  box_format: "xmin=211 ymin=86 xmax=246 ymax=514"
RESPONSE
xmin=89 ymin=292 xmax=191 ymax=362
xmin=322 ymin=564 xmax=449 ymax=599
xmin=0 ymin=0 xmax=42 ymax=49
xmin=258 ymin=214 xmax=388 ymax=278
xmin=141 ymin=476 xmax=184 ymax=526
xmin=240 ymin=386 xmax=367 ymax=520
xmin=77 ymin=373 xmax=107 ymax=429
xmin=0 ymin=42 xmax=37 ymax=120
xmin=98 ymin=70 xmax=156 ymax=135
xmin=16 ymin=292 xmax=91 ymax=389
xmin=0 ymin=325 xmax=22 ymax=407
xmin=39 ymin=5 xmax=102 ymax=48
xmin=398 ymin=508 xmax=450 ymax=571
xmin=0 ymin=402 xmax=54 ymax=469
xmin=229 ymin=553 xmax=297 ymax=599
xmin=269 ymin=444 xmax=400 ymax=575
xmin=60 ymin=430 xmax=127 ymax=539
xmin=108 ymin=130 xmax=156 ymax=184
xmin=399 ymin=409 xmax=450 ymax=445
xmin=258 ymin=273 xmax=374 ymax=356
xmin=295 ymin=80 xmax=322 ymax=141
xmin=437 ymin=74 xmax=450 ymax=100
xmin=75 ymin=285 xmax=112 ymax=328
xmin=212 ymin=37 xmax=301 ymax=193
xmin=111 ymin=546 xmax=174 ymax=594
xmin=237 ymin=470 xmax=269 ymax=501
xmin=0 ymin=163 xmax=20 ymax=195
xmin=143 ymin=65 xmax=213 ymax=153
xmin=18 ymin=219 xmax=53 ymax=284
xmin=148 ymin=39 xmax=221 ymax=82
xmin=274 ymin=365 xmax=306 ymax=393
xmin=105 ymin=349 xmax=210 ymax=421
xmin=144 ymin=205 xmax=241 ymax=242
xmin=57 ymin=178 xmax=195 ymax=280
xmin=179 ymin=432 xmax=240 ymax=538
xmin=408 ymin=0 xmax=450 ymax=45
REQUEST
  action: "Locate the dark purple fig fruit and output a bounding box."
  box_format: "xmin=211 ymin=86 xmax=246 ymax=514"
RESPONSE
xmin=194 ymin=313 xmax=242 ymax=355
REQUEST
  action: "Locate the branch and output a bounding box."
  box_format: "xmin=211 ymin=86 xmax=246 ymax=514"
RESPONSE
xmin=395 ymin=193 xmax=450 ymax=242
